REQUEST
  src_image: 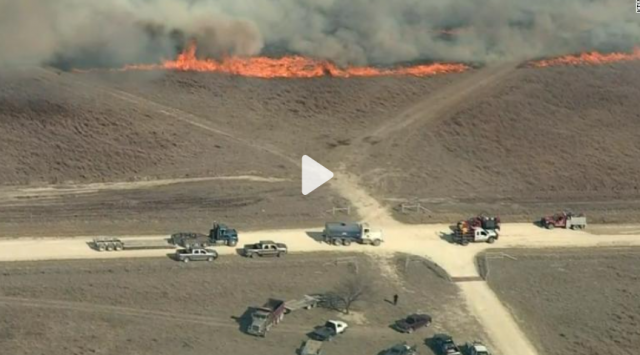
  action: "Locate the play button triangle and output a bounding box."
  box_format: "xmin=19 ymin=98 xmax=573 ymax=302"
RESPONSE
xmin=301 ymin=155 xmax=334 ymax=195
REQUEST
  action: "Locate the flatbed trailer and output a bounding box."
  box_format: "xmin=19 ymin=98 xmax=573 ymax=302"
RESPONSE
xmin=285 ymin=294 xmax=322 ymax=313
xmin=92 ymin=237 xmax=175 ymax=252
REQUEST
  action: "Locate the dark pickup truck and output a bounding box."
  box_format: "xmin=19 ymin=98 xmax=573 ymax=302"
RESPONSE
xmin=434 ymin=334 xmax=462 ymax=355
xmin=174 ymin=248 xmax=218 ymax=263
xmin=243 ymin=240 xmax=288 ymax=258
xmin=394 ymin=313 xmax=432 ymax=333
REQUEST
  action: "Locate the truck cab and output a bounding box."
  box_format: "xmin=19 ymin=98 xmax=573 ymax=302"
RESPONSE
xmin=247 ymin=299 xmax=285 ymax=337
xmin=473 ymin=229 xmax=498 ymax=243
xmin=209 ymin=222 xmax=238 ymax=246
xmin=248 ymin=309 xmax=271 ymax=336
xmin=361 ymin=223 xmax=384 ymax=245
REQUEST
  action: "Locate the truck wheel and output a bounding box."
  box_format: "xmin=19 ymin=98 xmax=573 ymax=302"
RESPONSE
xmin=183 ymin=257 xmax=190 ymax=263
xmin=277 ymin=252 xmax=282 ymax=258
xmin=372 ymin=239 xmax=381 ymax=246
xmin=461 ymin=240 xmax=469 ymax=246
xmin=115 ymin=243 xmax=124 ymax=251
xmin=249 ymin=253 xmax=255 ymax=258
xmin=342 ymin=239 xmax=351 ymax=246
xmin=487 ymin=237 xmax=496 ymax=244
xmin=97 ymin=243 xmax=105 ymax=252
xmin=546 ymin=224 xmax=554 ymax=230
xmin=333 ymin=239 xmax=342 ymax=246
xmin=106 ymin=243 xmax=115 ymax=251
xmin=229 ymin=240 xmax=237 ymax=247
xmin=207 ymin=257 xmax=214 ymax=262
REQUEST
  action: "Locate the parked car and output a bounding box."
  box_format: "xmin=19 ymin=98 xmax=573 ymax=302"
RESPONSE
xmin=394 ymin=313 xmax=432 ymax=333
xmin=243 ymin=240 xmax=288 ymax=258
xmin=310 ymin=320 xmax=348 ymax=341
xmin=382 ymin=343 xmax=418 ymax=355
xmin=433 ymin=334 xmax=461 ymax=355
xmin=174 ymin=248 xmax=218 ymax=262
xmin=467 ymin=341 xmax=491 ymax=355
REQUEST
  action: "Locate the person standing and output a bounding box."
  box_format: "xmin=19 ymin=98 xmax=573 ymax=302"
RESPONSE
xmin=393 ymin=294 xmax=399 ymax=306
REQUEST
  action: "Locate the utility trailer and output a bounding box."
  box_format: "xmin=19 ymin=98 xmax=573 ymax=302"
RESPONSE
xmin=322 ymin=222 xmax=383 ymax=246
xmin=92 ymin=237 xmax=174 ymax=252
xmin=285 ymin=294 xmax=323 ymax=314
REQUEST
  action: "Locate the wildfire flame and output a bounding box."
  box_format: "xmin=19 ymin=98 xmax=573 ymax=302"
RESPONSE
xmin=530 ymin=48 xmax=640 ymax=67
xmin=119 ymin=41 xmax=468 ymax=78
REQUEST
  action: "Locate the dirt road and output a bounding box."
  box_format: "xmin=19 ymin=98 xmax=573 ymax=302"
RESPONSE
xmin=363 ymin=62 xmax=519 ymax=141
xmin=0 ymin=175 xmax=289 ymax=203
xmin=2 ymin=223 xmax=639 ymax=269
xmin=459 ymin=282 xmax=538 ymax=355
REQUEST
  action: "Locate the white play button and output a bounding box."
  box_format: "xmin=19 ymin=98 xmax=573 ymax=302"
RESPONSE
xmin=301 ymin=155 xmax=334 ymax=195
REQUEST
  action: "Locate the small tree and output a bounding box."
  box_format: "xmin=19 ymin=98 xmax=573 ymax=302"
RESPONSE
xmin=326 ymin=274 xmax=372 ymax=314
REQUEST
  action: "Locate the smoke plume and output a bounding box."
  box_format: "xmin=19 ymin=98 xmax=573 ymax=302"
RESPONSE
xmin=0 ymin=0 xmax=637 ymax=68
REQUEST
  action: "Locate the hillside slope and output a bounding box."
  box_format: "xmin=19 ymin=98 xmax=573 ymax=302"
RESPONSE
xmin=359 ymin=63 xmax=640 ymax=218
xmin=0 ymin=69 xmax=285 ymax=185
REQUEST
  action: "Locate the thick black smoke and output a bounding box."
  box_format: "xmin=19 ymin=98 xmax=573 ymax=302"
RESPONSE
xmin=0 ymin=0 xmax=637 ymax=68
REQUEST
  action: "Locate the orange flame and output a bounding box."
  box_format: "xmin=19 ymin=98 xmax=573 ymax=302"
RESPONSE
xmin=119 ymin=41 xmax=468 ymax=78
xmin=530 ymin=48 xmax=640 ymax=67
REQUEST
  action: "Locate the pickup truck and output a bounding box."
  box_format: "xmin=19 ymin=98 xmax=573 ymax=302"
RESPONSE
xmin=247 ymin=299 xmax=286 ymax=337
xmin=243 ymin=240 xmax=288 ymax=258
xmin=310 ymin=320 xmax=348 ymax=341
xmin=174 ymin=248 xmax=218 ymax=263
xmin=394 ymin=313 xmax=432 ymax=333
xmin=433 ymin=334 xmax=462 ymax=355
